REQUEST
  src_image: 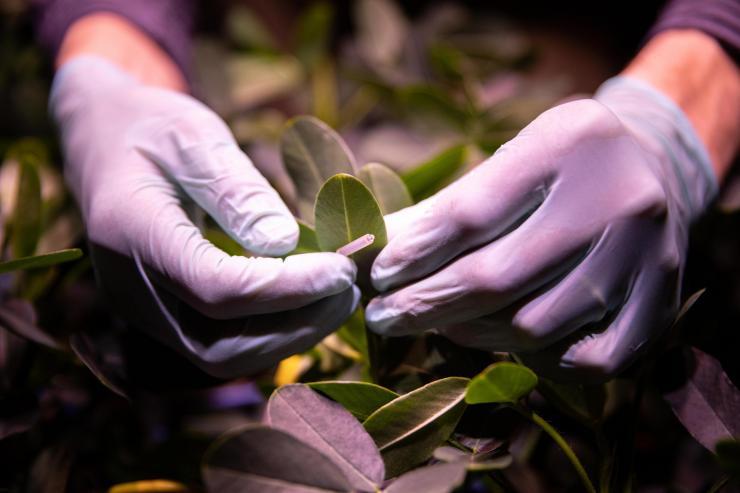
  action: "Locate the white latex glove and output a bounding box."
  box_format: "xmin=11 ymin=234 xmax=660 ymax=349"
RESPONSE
xmin=52 ymin=56 xmax=359 ymax=379
xmin=366 ymin=76 xmax=717 ymax=382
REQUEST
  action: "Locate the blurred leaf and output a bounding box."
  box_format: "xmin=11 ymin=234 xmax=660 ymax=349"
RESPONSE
xmin=314 ymin=174 xmax=387 ymax=288
xmin=402 ymin=144 xmax=466 ymax=200
xmin=716 ymin=439 xmax=740 ymax=474
xmin=281 ymin=116 xmax=356 ymax=221
xmin=0 ymin=298 xmax=61 ymax=350
xmin=673 ymin=288 xmax=705 ymax=326
xmin=27 ymin=444 xmax=72 ymax=493
xmin=384 ymin=461 xmax=467 ymax=493
xmin=312 ymin=58 xmax=339 ymax=128
xmin=433 ymin=442 xmax=512 ymax=472
xmin=108 ymin=480 xmax=189 ymax=493
xmin=225 ymin=5 xmax=277 ymax=52
xmin=336 ymin=307 xmax=371 ymax=379
xmin=354 ymin=0 xmax=408 ymax=68
xmin=267 ymin=384 xmax=384 ymax=490
xmin=397 ymin=85 xmax=471 ymax=130
xmin=274 ymin=354 xmax=313 ymax=387
xmin=35 ymin=211 xmax=83 ymax=254
xmin=363 ymin=377 xmax=469 ymax=477
xmin=309 ymin=381 xmax=399 ymax=421
xmin=358 ymin=163 xmax=413 ymax=214
xmin=296 ymin=1 xmax=334 ymax=68
xmin=663 ymin=347 xmax=740 ymax=451
xmin=0 ymin=248 xmax=82 ymax=275
xmin=226 ymin=54 xmax=303 ymax=111
xmin=0 ymin=325 xmax=26 ymax=393
xmin=466 ymin=362 xmax=537 ymax=404
xmin=11 ymin=154 xmax=41 ymax=258
xmin=537 ymin=379 xmax=605 ymax=426
xmin=202 ymin=424 xmax=352 ymax=492
xmin=69 ymin=331 xmax=129 ymax=398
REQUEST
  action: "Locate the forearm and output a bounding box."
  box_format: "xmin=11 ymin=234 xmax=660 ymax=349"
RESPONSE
xmin=57 ymin=13 xmax=187 ymax=92
xmin=622 ymin=29 xmax=740 ymax=183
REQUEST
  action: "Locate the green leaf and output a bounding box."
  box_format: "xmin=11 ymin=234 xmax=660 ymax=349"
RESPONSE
xmin=296 ymin=2 xmax=334 ymax=68
xmin=465 ymin=362 xmax=537 ymax=404
xmin=225 ymin=5 xmax=277 ymax=52
xmin=289 ymin=220 xmax=320 ymax=255
xmin=314 ymin=174 xmax=387 ymax=252
xmin=383 ymin=462 xmax=467 ymax=493
xmin=358 ymin=163 xmax=413 ymax=214
xmin=363 ymin=377 xmax=469 ymax=477
xmin=397 ymin=86 xmax=470 ymax=130
xmin=314 ymin=174 xmax=387 ymax=288
xmin=537 ymin=378 xmax=605 ymax=425
xmin=0 ymin=248 xmax=82 ymax=275
xmin=204 ymin=227 xmax=246 ymax=256
xmin=309 ymin=381 xmax=399 ymax=421
xmin=354 ymin=0 xmax=408 ymax=68
xmin=267 ymin=384 xmax=385 ymax=490
xmin=281 ymin=116 xmax=356 ymax=221
xmin=12 ymin=156 xmax=42 ymax=258
xmin=402 ymin=144 xmax=467 ymax=201
xmin=202 ymin=424 xmax=352 ymax=492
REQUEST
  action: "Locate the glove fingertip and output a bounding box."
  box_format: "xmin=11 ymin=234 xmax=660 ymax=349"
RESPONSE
xmin=244 ymin=214 xmax=300 ymax=256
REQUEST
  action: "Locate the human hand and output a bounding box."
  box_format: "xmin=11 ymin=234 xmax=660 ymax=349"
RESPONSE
xmin=52 ymin=56 xmax=358 ymax=378
xmin=366 ymin=77 xmax=716 ymax=382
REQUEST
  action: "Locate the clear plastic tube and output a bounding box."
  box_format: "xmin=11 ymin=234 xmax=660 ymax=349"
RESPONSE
xmin=336 ymin=234 xmax=375 ymax=256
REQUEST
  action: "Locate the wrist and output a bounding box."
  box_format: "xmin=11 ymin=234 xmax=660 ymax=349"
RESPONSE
xmin=56 ymin=13 xmax=187 ymax=92
xmin=622 ymin=29 xmax=740 ymax=183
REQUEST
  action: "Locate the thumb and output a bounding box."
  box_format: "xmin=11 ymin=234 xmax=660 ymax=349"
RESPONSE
xmin=130 ymin=100 xmax=298 ymax=256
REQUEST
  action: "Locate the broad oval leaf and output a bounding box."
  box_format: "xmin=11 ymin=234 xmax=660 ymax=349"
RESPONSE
xmin=363 ymin=377 xmax=469 ymax=477
xmin=308 ymin=381 xmax=399 ymax=421
xmin=465 ymin=362 xmax=537 ymax=404
xmin=383 ymin=462 xmax=467 ymax=493
xmin=402 ymin=144 xmax=466 ymax=201
xmin=203 ymin=424 xmax=352 ymax=493
xmin=358 ymin=163 xmax=413 ymax=214
xmin=0 ymin=248 xmax=83 ymax=275
xmin=267 ymin=384 xmax=384 ymax=490
xmin=314 ymin=174 xmax=387 ymax=288
xmin=281 ymin=116 xmax=356 ymax=221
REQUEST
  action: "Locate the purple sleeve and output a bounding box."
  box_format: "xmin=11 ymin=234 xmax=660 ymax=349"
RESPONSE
xmin=33 ymin=0 xmax=196 ymax=80
xmin=649 ymin=0 xmax=740 ymax=64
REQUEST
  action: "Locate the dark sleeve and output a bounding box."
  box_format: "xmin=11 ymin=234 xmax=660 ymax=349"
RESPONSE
xmin=648 ymin=0 xmax=740 ymax=64
xmin=33 ymin=0 xmax=197 ymax=80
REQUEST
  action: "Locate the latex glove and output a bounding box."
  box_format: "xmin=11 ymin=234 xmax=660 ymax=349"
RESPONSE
xmin=366 ymin=76 xmax=716 ymax=382
xmin=52 ymin=56 xmax=359 ymax=379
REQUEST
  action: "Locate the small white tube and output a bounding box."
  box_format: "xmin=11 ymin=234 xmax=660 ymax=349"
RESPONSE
xmin=336 ymin=234 xmax=375 ymax=256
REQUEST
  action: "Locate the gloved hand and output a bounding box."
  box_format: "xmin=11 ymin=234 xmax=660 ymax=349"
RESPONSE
xmin=52 ymin=56 xmax=359 ymax=379
xmin=366 ymin=76 xmax=716 ymax=382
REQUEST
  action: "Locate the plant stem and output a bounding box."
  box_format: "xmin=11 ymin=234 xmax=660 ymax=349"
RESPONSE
xmin=514 ymin=405 xmax=596 ymax=493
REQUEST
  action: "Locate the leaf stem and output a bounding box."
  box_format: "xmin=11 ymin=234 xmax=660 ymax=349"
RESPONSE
xmin=514 ymin=405 xmax=596 ymax=493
